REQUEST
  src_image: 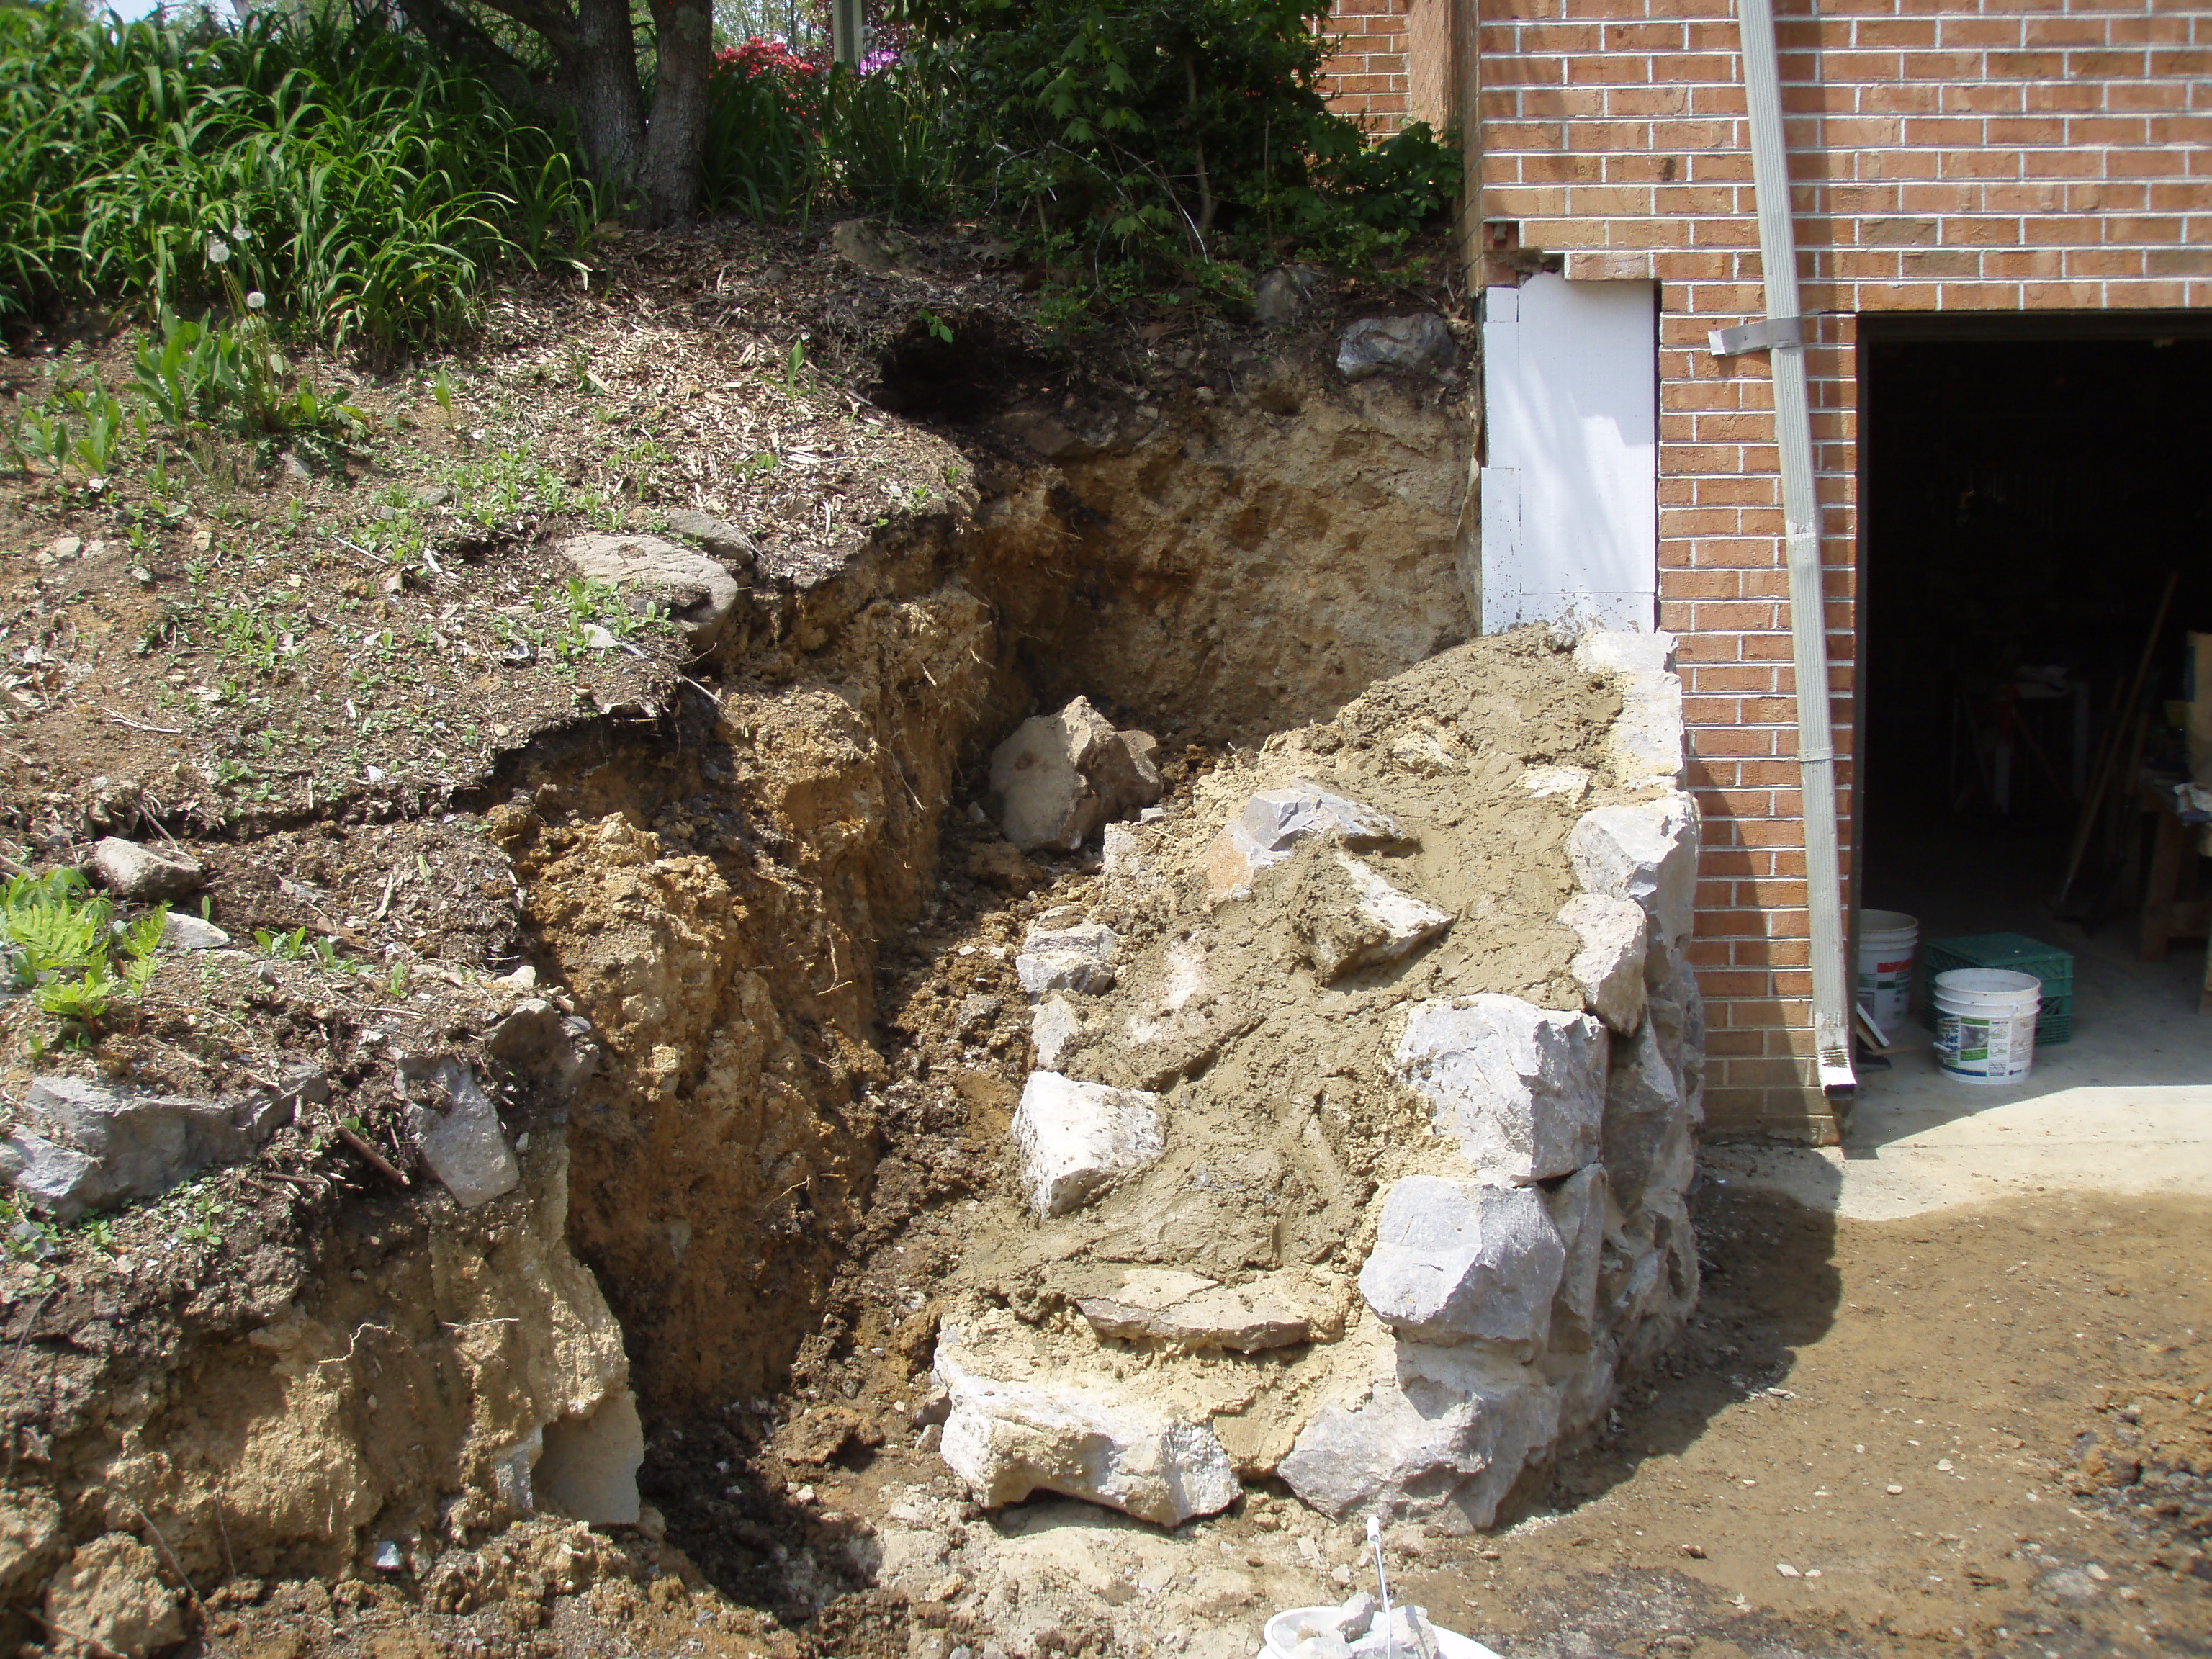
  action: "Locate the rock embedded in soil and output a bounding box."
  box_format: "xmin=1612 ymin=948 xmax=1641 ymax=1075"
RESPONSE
xmin=1015 ymin=918 xmax=1120 ymax=997
xmin=1202 ymin=781 xmax=1401 ymax=904
xmin=1394 ymin=996 xmax=1609 ymax=1182
xmin=1336 ymin=313 xmax=1456 ymax=381
xmin=1012 ymin=1073 xmax=1164 ymax=1218
xmin=1295 ymin=851 xmax=1455 ymax=982
xmin=1567 ymin=793 xmax=1700 ymax=949
xmin=1031 ymin=995 xmax=1083 ymax=1069
xmin=87 ymin=835 xmax=202 ymax=900
xmin=487 ymin=999 xmax=601 ymax=1107
xmin=42 ymin=1534 xmax=182 ymax=1659
xmin=1078 ymin=1276 xmax=1320 ymax=1353
xmin=400 ymin=1056 xmax=521 ymax=1208
xmin=1557 ymin=891 xmax=1650 ymax=1033
xmin=935 ymin=1341 xmax=1241 ymax=1527
xmin=534 ymin=1389 xmax=645 ymax=1525
xmin=158 ymin=911 xmax=230 ymax=950
xmin=2 ymin=1071 xmax=318 ymax=1223
xmin=989 ymin=697 xmax=1162 ymax=853
xmin=1358 ymin=1177 xmax=1568 ymax=1356
xmin=1574 ymin=628 xmax=1686 ymax=788
xmin=556 ymin=531 xmax=740 ymax=655
xmin=658 ymin=506 xmax=760 ymax=570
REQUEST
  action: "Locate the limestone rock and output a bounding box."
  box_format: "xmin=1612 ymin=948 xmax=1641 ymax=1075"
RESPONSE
xmin=935 ymin=1339 xmax=1240 ymax=1526
xmin=1031 ymin=996 xmax=1084 ymax=1070
xmin=487 ymin=999 xmax=601 ymax=1106
xmin=1568 ymin=793 xmax=1699 ymax=948
xmin=45 ymin=1534 xmax=182 ymax=1659
xmin=1357 ymin=1178 xmax=1565 ymax=1357
xmin=660 ymin=507 xmax=760 ymax=570
xmin=1202 ymin=781 xmax=1400 ymax=904
xmin=1393 ymin=997 xmax=1607 ymax=1182
xmin=88 ymin=837 xmax=202 ymax=900
xmin=401 ymin=1056 xmax=521 ymax=1208
xmin=1573 ymin=629 xmax=1686 ymax=788
xmin=1297 ymin=853 xmax=1453 ymax=982
xmin=1278 ymin=1339 xmax=1558 ymax=1527
xmin=557 ymin=531 xmax=741 ymax=655
xmin=1557 ymin=893 xmax=1649 ymax=1034
xmin=3 ymin=1071 xmax=319 ymax=1223
xmin=1079 ymin=1277 xmax=1317 ymax=1353
xmin=1601 ymin=1021 xmax=1694 ymax=1215
xmin=1016 ymin=920 xmax=1120 ymax=997
xmin=1012 ymin=1073 xmax=1164 ymax=1218
xmin=1519 ymin=764 xmax=1592 ymax=802
xmin=158 ymin=911 xmax=229 ymax=950
xmin=1543 ymin=1166 xmax=1608 ymax=1353
xmin=1336 ymin=314 xmax=1455 ymax=382
xmin=535 ymin=1388 xmax=644 ymax=1525
xmin=1645 ymin=935 xmax=1707 ymax=1121
xmin=989 ymin=698 xmax=1162 ymax=852
xmin=1601 ymin=1191 xmax=1699 ymax=1360
xmin=1254 ymin=264 xmax=1321 ymax=325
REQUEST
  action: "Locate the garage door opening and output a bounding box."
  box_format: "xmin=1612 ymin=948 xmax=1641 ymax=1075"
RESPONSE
xmin=1856 ymin=318 xmax=2212 ymax=1115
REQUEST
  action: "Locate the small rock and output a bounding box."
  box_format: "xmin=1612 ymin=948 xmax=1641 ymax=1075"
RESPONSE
xmin=537 ymin=1390 xmax=646 ymax=1524
xmin=88 ymin=836 xmax=203 ymax=900
xmin=1079 ymin=1278 xmax=1316 ymax=1353
xmin=1568 ymin=793 xmax=1700 ymax=948
xmin=1030 ymin=995 xmax=1083 ymax=1069
xmin=487 ymin=999 xmax=600 ymax=1106
xmin=1358 ymin=1177 xmax=1565 ymax=1356
xmin=1202 ymin=781 xmax=1400 ymax=904
xmin=1519 ymin=764 xmax=1592 ymax=801
xmin=660 ymin=507 xmax=760 ymax=570
xmin=1336 ymin=314 xmax=1455 ymax=381
xmin=1557 ymin=892 xmax=1648 ymax=1033
xmin=1254 ymin=264 xmax=1322 ymax=325
xmin=989 ymin=698 xmax=1161 ymax=852
xmin=1394 ymin=996 xmax=1608 ymax=1182
xmin=160 ymin=912 xmax=230 ymax=950
xmin=44 ymin=1534 xmax=182 ymax=1659
xmin=556 ymin=531 xmax=740 ymax=656
xmin=1776 ymin=1561 xmax=1800 ymax=1578
xmin=1294 ymin=850 xmax=1453 ymax=981
xmin=935 ymin=1338 xmax=1239 ymax=1526
xmin=1015 ymin=920 xmax=1119 ymax=997
xmin=400 ymin=1056 xmax=520 ymax=1208
xmin=1011 ymin=1072 xmax=1163 ymax=1218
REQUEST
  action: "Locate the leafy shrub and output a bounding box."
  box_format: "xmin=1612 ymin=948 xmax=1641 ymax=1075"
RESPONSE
xmin=891 ymin=0 xmax=1460 ymax=305
xmin=0 ymin=870 xmax=163 ymax=1044
xmin=0 ymin=6 xmax=599 ymax=354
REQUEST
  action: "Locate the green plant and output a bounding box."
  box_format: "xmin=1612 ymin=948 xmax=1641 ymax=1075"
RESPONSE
xmin=252 ymin=925 xmax=309 ymax=959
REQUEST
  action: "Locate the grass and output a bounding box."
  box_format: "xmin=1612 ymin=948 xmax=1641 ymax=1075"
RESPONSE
xmin=0 ymin=6 xmax=599 ymax=356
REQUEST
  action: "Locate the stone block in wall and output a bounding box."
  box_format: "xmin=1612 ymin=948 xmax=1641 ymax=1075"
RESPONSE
xmin=1393 ymin=997 xmax=1607 ymax=1182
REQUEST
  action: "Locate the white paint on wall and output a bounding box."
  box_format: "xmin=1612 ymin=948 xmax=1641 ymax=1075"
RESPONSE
xmin=1480 ymin=274 xmax=1658 ymax=634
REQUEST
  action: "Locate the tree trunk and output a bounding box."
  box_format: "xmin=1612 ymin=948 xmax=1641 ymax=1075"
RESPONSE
xmin=637 ymin=0 xmax=715 ymax=225
xmin=565 ymin=0 xmax=650 ymax=200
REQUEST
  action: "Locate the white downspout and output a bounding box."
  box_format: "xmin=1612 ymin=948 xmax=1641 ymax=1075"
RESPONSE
xmin=1731 ymin=0 xmax=1856 ymax=1106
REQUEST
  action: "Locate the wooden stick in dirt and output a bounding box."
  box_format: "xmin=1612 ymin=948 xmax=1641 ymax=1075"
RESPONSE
xmin=2056 ymin=570 xmax=2180 ymax=907
xmin=335 ymin=1125 xmax=409 ymax=1187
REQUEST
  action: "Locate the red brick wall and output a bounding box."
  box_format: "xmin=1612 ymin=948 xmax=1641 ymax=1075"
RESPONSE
xmin=1473 ymin=0 xmax=2209 ymax=1136
xmin=1323 ymin=0 xmax=1414 ymax=127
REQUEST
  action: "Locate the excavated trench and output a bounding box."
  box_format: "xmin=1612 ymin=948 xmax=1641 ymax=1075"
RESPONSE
xmin=495 ymin=332 xmax=1488 ymax=1611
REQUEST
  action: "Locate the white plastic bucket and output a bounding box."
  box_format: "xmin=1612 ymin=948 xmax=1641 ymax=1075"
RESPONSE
xmin=1931 ymin=968 xmax=2041 ymax=1084
xmin=1856 ymin=909 xmax=1920 ymax=1028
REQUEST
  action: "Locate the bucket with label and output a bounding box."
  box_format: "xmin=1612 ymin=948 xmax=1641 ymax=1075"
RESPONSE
xmin=1856 ymin=909 xmax=1920 ymax=1028
xmin=1931 ymin=968 xmax=2041 ymax=1084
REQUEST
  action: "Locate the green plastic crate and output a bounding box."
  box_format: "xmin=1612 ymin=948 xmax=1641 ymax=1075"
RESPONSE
xmin=1921 ymin=932 xmax=2074 ymax=1046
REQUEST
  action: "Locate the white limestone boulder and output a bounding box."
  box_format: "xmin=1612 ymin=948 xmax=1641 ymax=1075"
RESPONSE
xmin=1012 ymin=1073 xmax=1164 ymax=1218
xmin=1557 ymin=892 xmax=1648 ymax=1034
xmin=1299 ymin=852 xmax=1454 ymax=981
xmin=1542 ymin=1165 xmax=1608 ymax=1354
xmin=1601 ymin=1022 xmax=1695 ymax=1215
xmin=1393 ymin=997 xmax=1607 ymax=1182
xmin=1278 ymin=1337 xmax=1560 ymax=1528
xmin=1016 ymin=920 xmax=1120 ymax=997
xmin=989 ymin=698 xmax=1161 ymax=853
xmin=1202 ymin=780 xmax=1401 ymax=904
xmin=1567 ymin=792 xmax=1699 ymax=948
xmin=557 ymin=531 xmax=741 ymax=655
xmin=935 ymin=1340 xmax=1239 ymax=1527
xmin=1031 ymin=995 xmax=1084 ymax=1069
xmin=1573 ymin=629 xmax=1686 ymax=788
xmin=88 ymin=837 xmax=202 ymax=901
xmin=1357 ymin=1177 xmax=1565 ymax=1357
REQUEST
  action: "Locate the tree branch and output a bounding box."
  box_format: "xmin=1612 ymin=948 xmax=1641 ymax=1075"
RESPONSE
xmin=395 ymin=0 xmax=550 ymax=102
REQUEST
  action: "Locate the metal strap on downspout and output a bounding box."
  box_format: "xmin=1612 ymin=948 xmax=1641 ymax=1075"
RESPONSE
xmin=1733 ymin=0 xmax=1856 ymax=1101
